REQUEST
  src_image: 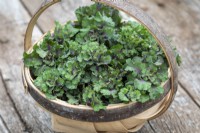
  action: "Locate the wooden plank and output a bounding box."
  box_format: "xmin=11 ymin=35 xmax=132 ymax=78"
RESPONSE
xmin=0 ymin=0 xmax=53 ymax=133
xmin=0 ymin=115 xmax=9 ymax=133
xmin=138 ymin=124 xmax=155 ymax=133
xmin=0 ymin=72 xmax=24 ymax=133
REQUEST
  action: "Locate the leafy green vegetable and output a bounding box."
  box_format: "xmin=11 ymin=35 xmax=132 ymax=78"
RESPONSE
xmin=134 ymin=79 xmax=152 ymax=91
xmin=23 ymin=3 xmax=181 ymax=112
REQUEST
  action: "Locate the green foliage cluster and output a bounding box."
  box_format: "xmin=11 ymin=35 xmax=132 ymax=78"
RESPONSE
xmin=24 ymin=3 xmax=181 ymax=111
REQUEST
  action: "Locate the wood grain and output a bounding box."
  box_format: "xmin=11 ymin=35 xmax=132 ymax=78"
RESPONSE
xmin=0 ymin=0 xmax=199 ymax=132
xmin=21 ymin=0 xmax=93 ymax=33
xmin=0 ymin=72 xmax=24 ymax=133
xmin=0 ymin=0 xmax=51 ymax=132
xmin=0 ymin=115 xmax=9 ymax=133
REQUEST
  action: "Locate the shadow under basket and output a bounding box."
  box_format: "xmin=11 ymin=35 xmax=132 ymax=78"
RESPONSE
xmin=22 ymin=0 xmax=178 ymax=133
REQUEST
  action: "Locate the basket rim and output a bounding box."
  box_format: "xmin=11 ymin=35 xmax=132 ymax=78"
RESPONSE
xmin=24 ymin=26 xmax=171 ymax=111
xmin=24 ymin=29 xmax=171 ymax=110
xmin=24 ymin=65 xmax=171 ymax=122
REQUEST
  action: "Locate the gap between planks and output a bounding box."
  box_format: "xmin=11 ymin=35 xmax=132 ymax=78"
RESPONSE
xmin=0 ymin=70 xmax=32 ymax=132
xmin=179 ymin=81 xmax=200 ymax=109
xmin=147 ymin=121 xmax=156 ymax=133
xmin=19 ymin=0 xmax=45 ymax=34
xmin=0 ymin=115 xmax=10 ymax=133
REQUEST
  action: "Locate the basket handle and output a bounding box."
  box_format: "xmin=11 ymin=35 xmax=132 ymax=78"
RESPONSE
xmin=24 ymin=0 xmax=61 ymax=51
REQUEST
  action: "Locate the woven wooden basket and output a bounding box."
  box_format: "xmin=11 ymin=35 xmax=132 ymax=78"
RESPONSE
xmin=22 ymin=0 xmax=178 ymax=132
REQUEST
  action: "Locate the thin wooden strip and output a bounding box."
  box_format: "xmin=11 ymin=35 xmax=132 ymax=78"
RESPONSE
xmin=94 ymin=121 xmax=127 ymax=132
xmin=52 ymin=114 xmax=97 ymax=133
xmin=126 ymin=123 xmax=145 ymax=133
xmin=120 ymin=118 xmax=145 ymax=131
xmin=134 ymin=90 xmax=170 ymax=120
xmin=120 ymin=90 xmax=170 ymax=130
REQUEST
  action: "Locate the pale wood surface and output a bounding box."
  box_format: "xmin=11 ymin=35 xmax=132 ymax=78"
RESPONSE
xmin=0 ymin=73 xmax=24 ymax=132
xmin=0 ymin=0 xmax=199 ymax=133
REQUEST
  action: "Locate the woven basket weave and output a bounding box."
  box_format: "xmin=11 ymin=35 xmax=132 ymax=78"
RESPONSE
xmin=22 ymin=0 xmax=178 ymax=132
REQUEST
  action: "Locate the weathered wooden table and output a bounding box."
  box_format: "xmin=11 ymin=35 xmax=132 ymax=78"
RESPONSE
xmin=0 ymin=0 xmax=200 ymax=133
